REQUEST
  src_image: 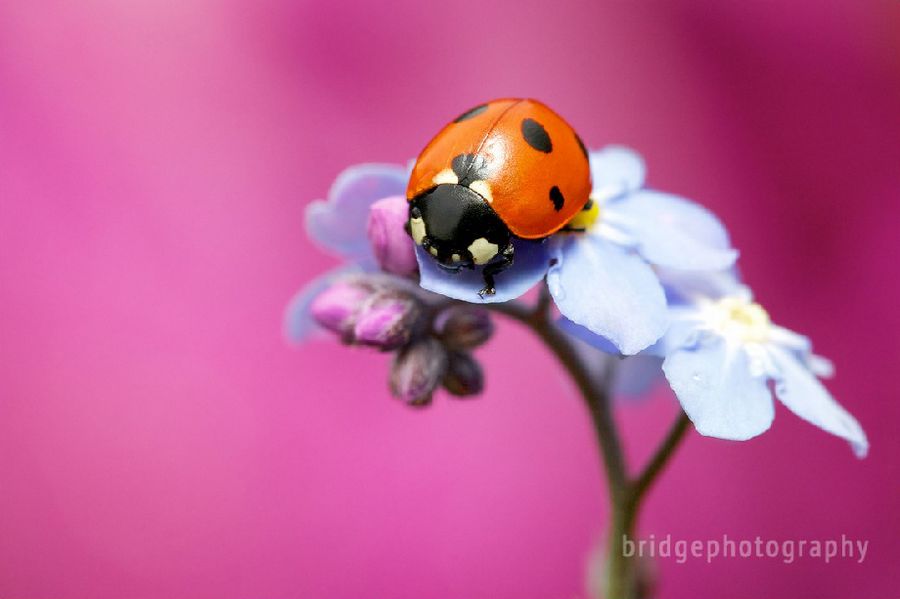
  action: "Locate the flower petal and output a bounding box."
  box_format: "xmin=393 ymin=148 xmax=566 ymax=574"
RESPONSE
xmin=283 ymin=266 xmax=362 ymax=343
xmin=615 ymin=354 xmax=664 ymax=399
xmin=305 ymin=164 xmax=408 ymax=262
xmin=768 ymin=325 xmax=835 ymax=378
xmin=663 ymin=336 xmax=774 ymax=440
xmin=589 ymin=146 xmax=646 ymax=202
xmin=651 ymin=305 xmax=706 ymax=357
xmin=564 ymin=325 xmax=664 ymax=401
xmin=604 ymin=190 xmax=738 ymax=270
xmin=557 ymin=316 xmax=622 ymax=354
xmin=768 ymin=345 xmax=868 ymax=458
xmin=416 ymin=238 xmax=550 ymax=304
xmin=657 ymin=267 xmax=745 ymax=305
xmin=548 ymin=236 xmax=668 ymax=355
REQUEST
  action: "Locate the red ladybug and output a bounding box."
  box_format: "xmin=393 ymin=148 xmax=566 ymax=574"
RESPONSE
xmin=407 ymin=98 xmax=592 ymax=295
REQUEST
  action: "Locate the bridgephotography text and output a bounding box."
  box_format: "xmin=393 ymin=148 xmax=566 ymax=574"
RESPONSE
xmin=623 ymin=534 xmax=869 ymax=565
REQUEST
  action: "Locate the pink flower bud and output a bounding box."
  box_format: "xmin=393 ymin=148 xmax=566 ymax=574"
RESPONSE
xmin=353 ymin=291 xmax=423 ymax=351
xmin=389 ymin=338 xmax=448 ymax=406
xmin=367 ymin=195 xmax=418 ymax=276
xmin=442 ymin=352 xmax=484 ymax=397
xmin=310 ymin=280 xmax=372 ymax=340
xmin=434 ymin=306 xmax=494 ymax=350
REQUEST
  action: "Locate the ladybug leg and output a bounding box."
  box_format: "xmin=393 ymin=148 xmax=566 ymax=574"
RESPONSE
xmin=478 ymin=243 xmax=514 ymax=297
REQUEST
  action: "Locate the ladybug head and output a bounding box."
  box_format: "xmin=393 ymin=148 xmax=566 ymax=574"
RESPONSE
xmin=407 ymin=184 xmax=510 ymax=270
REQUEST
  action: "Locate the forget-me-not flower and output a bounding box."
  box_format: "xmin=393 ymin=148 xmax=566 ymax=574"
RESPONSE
xmin=657 ymin=269 xmax=868 ymax=457
xmin=284 ymin=163 xmax=410 ymax=342
xmin=418 ymin=146 xmax=738 ymax=354
xmin=546 ymin=146 xmax=738 ymax=354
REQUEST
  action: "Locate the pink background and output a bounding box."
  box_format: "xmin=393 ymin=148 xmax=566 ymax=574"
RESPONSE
xmin=1 ymin=2 xmax=898 ymax=598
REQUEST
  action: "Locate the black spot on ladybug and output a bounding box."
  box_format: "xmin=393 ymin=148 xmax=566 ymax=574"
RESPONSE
xmin=521 ymin=118 xmax=552 ymax=153
xmin=452 ymin=153 xmax=492 ymax=186
xmin=549 ymin=186 xmax=565 ymax=211
xmin=575 ymin=133 xmax=588 ymax=158
xmin=453 ymin=104 xmax=488 ymax=123
xmin=582 ymin=198 xmax=594 ymax=211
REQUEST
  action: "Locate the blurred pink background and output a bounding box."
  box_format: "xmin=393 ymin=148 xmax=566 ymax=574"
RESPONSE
xmin=1 ymin=2 xmax=898 ymax=597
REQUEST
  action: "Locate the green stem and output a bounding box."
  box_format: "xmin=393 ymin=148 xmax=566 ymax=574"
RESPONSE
xmin=631 ymin=412 xmax=691 ymax=508
xmin=485 ymin=294 xmax=690 ymax=599
xmin=487 ymin=300 xmax=627 ymax=494
xmin=606 ymin=411 xmax=690 ymax=599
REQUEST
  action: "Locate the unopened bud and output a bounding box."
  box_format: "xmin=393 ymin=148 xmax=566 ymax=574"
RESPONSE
xmin=442 ymin=351 xmax=484 ymax=397
xmin=367 ymin=195 xmax=418 ymax=276
xmin=389 ymin=338 xmax=448 ymax=406
xmin=353 ymin=291 xmax=423 ymax=351
xmin=310 ymin=280 xmax=372 ymax=340
xmin=434 ymin=306 xmax=494 ymax=350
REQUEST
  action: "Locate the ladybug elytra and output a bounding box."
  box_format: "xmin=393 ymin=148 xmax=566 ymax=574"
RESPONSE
xmin=406 ymin=98 xmax=592 ymax=295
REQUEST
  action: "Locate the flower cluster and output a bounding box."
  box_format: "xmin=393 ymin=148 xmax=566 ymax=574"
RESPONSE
xmin=284 ymin=165 xmax=492 ymax=406
xmin=286 ymin=148 xmax=867 ymax=457
xmin=309 ymin=274 xmax=492 ymax=406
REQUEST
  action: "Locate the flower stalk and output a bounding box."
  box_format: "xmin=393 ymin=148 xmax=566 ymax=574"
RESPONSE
xmin=486 ymin=285 xmax=691 ymax=599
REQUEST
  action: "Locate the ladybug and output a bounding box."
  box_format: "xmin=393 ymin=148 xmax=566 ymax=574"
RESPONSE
xmin=406 ymin=98 xmax=592 ymax=296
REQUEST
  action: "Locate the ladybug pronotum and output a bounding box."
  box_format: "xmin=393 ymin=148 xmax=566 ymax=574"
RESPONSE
xmin=406 ymin=98 xmax=592 ymax=295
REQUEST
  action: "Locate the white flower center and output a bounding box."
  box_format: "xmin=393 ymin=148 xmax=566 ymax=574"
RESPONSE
xmin=701 ymin=296 xmax=771 ymax=344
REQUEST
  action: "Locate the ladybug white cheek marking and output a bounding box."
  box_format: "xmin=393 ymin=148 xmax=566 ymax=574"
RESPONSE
xmin=429 ymin=246 xmax=439 ymax=257
xmin=468 ymin=180 xmax=493 ymax=203
xmin=410 ymin=217 xmax=426 ymax=245
xmin=432 ymin=168 xmax=458 ymax=186
xmin=468 ymin=237 xmax=499 ymax=265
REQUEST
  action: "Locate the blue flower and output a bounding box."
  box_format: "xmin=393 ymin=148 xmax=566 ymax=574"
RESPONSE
xmin=547 ymin=147 xmax=738 ymax=355
xmin=418 ymin=146 xmax=738 ymax=354
xmin=560 ymin=316 xmax=664 ymax=401
xmin=657 ymin=269 xmax=868 ymax=457
xmin=284 ymin=163 xmax=409 ymax=343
